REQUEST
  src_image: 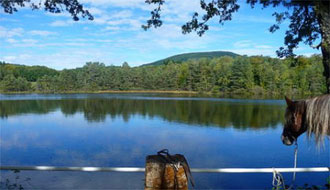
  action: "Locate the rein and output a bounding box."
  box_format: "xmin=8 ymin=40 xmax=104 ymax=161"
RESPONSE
xmin=290 ymin=140 xmax=298 ymax=189
xmin=272 ymin=140 xmax=298 ymax=190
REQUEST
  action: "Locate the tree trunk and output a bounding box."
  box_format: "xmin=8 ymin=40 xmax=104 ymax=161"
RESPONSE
xmin=316 ymin=1 xmax=330 ymax=93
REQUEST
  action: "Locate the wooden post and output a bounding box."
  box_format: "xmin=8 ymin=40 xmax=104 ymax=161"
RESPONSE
xmin=145 ymin=155 xmax=188 ymax=190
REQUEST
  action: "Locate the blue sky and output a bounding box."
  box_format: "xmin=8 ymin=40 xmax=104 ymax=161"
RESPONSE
xmin=0 ymin=0 xmax=320 ymax=70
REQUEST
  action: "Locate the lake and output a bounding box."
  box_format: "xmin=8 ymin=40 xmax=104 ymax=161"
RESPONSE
xmin=0 ymin=93 xmax=329 ymax=189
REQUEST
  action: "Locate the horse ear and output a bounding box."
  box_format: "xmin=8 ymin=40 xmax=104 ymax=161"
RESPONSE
xmin=285 ymin=96 xmax=294 ymax=107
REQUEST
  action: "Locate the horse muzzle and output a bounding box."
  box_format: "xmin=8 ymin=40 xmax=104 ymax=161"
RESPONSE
xmin=281 ymin=134 xmax=294 ymax=146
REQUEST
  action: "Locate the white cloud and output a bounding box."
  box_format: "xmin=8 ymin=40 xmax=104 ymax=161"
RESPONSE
xmin=48 ymin=9 xmax=137 ymax=28
xmin=106 ymin=17 xmax=143 ymax=31
xmin=233 ymin=40 xmax=253 ymax=48
xmin=79 ymin=0 xmax=145 ymax=8
xmin=126 ymin=23 xmax=211 ymax=51
xmin=2 ymin=56 xmax=16 ymax=62
xmin=233 ymin=40 xmax=273 ymax=50
xmin=0 ymin=48 xmax=120 ymax=69
xmin=234 ymin=15 xmax=274 ymax=24
xmin=4 ymin=38 xmax=40 ymax=47
xmin=47 ymin=0 xmax=199 ymax=32
xmin=104 ymin=26 xmax=121 ymax=31
xmin=82 ymin=10 xmax=139 ymax=29
xmin=45 ymin=12 xmax=71 ymax=17
xmin=93 ymin=15 xmax=111 ymax=24
xmin=88 ymin=7 xmax=104 ymax=15
xmin=65 ymin=38 xmax=89 ymax=42
xmin=22 ymin=39 xmax=38 ymax=43
xmin=12 ymin=42 xmax=87 ymax=48
xmin=111 ymin=10 xmax=133 ymax=19
xmin=29 ymin=30 xmax=57 ymax=36
xmin=230 ymin=39 xmax=276 ymax=56
xmin=17 ymin=54 xmax=32 ymax=60
xmin=4 ymin=37 xmax=115 ymax=48
xmin=65 ymin=38 xmax=113 ymax=43
xmin=0 ymin=18 xmax=19 ymax=22
xmin=0 ymin=26 xmax=24 ymax=38
xmin=229 ymin=48 xmax=275 ymax=56
xmin=6 ymin=38 xmax=18 ymax=43
xmin=138 ymin=24 xmax=183 ymax=39
xmin=23 ymin=14 xmax=38 ymax=18
xmin=50 ymin=20 xmax=72 ymax=27
xmin=161 ymin=0 xmax=201 ymax=23
xmin=255 ymin=45 xmax=273 ymax=49
xmin=7 ymin=39 xmax=39 ymax=47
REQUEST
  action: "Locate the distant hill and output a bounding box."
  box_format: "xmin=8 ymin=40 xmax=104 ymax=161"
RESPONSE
xmin=0 ymin=62 xmax=59 ymax=82
xmin=142 ymin=51 xmax=239 ymax=66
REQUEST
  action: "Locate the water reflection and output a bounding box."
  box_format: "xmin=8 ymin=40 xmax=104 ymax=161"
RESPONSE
xmin=0 ymin=98 xmax=285 ymax=129
xmin=0 ymin=94 xmax=328 ymax=189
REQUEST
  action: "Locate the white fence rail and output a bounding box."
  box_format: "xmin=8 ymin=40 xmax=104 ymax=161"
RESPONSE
xmin=0 ymin=166 xmax=329 ymax=173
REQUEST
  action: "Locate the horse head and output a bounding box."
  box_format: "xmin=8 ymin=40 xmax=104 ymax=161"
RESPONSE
xmin=281 ymin=97 xmax=307 ymax=146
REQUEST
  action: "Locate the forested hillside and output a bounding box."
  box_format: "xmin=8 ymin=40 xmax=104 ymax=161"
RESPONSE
xmin=143 ymin=51 xmax=239 ymax=66
xmin=0 ymin=55 xmax=326 ymax=95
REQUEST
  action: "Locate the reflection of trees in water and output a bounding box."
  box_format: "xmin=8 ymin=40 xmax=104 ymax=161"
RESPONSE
xmin=0 ymin=99 xmax=285 ymax=129
xmin=0 ymin=170 xmax=32 ymax=190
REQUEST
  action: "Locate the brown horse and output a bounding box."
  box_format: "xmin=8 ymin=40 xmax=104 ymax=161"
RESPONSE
xmin=282 ymin=95 xmax=330 ymax=146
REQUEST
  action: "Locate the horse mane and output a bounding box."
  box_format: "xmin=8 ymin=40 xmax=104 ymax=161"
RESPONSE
xmin=305 ymin=94 xmax=330 ymax=145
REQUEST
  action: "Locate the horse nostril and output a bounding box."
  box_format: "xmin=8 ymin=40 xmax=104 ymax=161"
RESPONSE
xmin=282 ymin=137 xmax=293 ymax=146
xmin=281 ymin=134 xmax=293 ymax=146
xmin=281 ymin=134 xmax=287 ymax=142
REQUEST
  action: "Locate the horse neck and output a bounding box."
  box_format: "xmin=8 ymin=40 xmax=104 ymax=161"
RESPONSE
xmin=297 ymin=100 xmax=308 ymax=134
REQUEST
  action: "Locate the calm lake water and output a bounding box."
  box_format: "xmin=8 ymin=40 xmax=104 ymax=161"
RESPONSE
xmin=0 ymin=93 xmax=329 ymax=189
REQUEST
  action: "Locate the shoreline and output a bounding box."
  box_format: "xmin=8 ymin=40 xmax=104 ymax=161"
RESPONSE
xmin=0 ymin=90 xmax=199 ymax=95
xmin=0 ymin=90 xmax=322 ymax=100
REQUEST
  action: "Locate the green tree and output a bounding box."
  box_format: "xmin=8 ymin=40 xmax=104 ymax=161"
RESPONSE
xmin=0 ymin=54 xmax=326 ymax=95
xmin=198 ymin=59 xmax=213 ymax=92
xmin=3 ymin=0 xmax=330 ymax=93
xmin=1 ymin=74 xmax=30 ymax=92
xmin=79 ymin=62 xmax=106 ymax=90
xmin=3 ymin=1 xmax=329 ymax=92
xmin=58 ymin=69 xmax=78 ymax=91
xmin=230 ymin=57 xmax=254 ymax=93
xmin=120 ymin=62 xmax=133 ymax=90
xmin=0 ymin=0 xmax=93 ymax=21
xmin=213 ymin=57 xmax=233 ymax=92
xmin=143 ymin=0 xmax=330 ymax=93
xmin=177 ymin=63 xmax=190 ymax=90
xmin=0 ymin=62 xmax=5 ymax=80
xmin=36 ymin=75 xmax=59 ymax=92
xmin=273 ymin=60 xmax=292 ymax=94
xmin=104 ymin=66 xmax=121 ymax=90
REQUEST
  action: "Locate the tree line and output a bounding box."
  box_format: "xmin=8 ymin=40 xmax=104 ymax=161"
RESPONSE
xmin=0 ymin=55 xmax=326 ymax=95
